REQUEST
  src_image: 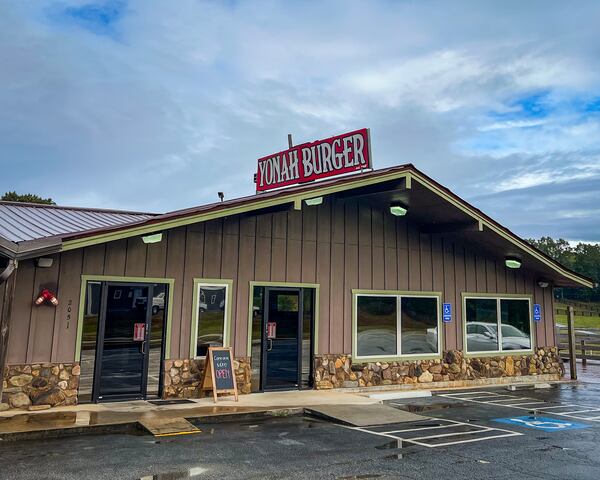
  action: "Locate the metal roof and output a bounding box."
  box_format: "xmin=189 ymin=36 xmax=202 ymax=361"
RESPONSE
xmin=0 ymin=201 xmax=155 ymax=243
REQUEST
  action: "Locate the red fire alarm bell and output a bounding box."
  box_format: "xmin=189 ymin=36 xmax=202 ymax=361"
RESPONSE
xmin=34 ymin=289 xmax=59 ymax=307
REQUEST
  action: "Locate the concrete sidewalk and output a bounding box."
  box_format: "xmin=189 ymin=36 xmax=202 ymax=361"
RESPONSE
xmin=0 ymin=390 xmax=380 ymax=439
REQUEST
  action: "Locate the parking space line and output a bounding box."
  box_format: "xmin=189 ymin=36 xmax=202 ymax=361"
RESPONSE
xmin=436 ymin=392 xmax=600 ymax=422
xmin=382 ymin=423 xmax=471 ymax=434
xmin=556 ymin=409 xmax=600 ymax=415
xmin=531 ymin=404 xmax=579 ymax=410
xmin=409 ymin=428 xmax=493 ymax=441
xmin=343 ymin=417 xmax=522 ymax=449
xmin=485 ymin=397 xmax=537 ymax=404
xmin=421 ymin=432 xmax=521 ymax=448
xmin=441 ymin=391 xmax=499 ymax=397
xmin=457 ymin=394 xmax=514 ymax=400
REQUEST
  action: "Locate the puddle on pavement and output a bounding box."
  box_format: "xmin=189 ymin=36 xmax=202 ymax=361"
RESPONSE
xmin=376 ymin=440 xmax=414 ymax=450
xmin=376 ymin=439 xmax=421 ymax=459
xmin=140 ymin=467 xmax=208 ymax=479
xmin=337 ymin=475 xmax=382 ymax=479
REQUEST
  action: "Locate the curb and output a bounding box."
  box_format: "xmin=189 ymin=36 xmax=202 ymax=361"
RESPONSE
xmin=0 ymin=407 xmax=305 ymax=442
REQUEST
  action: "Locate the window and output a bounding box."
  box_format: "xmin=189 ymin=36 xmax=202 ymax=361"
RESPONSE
xmin=464 ymin=296 xmax=532 ymax=354
xmin=357 ymin=295 xmax=397 ymax=356
xmin=354 ymin=292 xmax=440 ymax=359
xmin=193 ymin=281 xmax=231 ymax=358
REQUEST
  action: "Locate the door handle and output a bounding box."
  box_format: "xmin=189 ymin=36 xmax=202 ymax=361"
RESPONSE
xmin=267 ymin=338 xmax=273 ymax=352
xmin=141 ymin=341 xmax=147 ymax=355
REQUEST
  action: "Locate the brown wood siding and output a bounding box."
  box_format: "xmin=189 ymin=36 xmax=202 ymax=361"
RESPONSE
xmin=5 ymin=198 xmax=559 ymax=363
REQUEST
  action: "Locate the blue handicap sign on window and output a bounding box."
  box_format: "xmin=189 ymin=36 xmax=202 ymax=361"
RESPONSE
xmin=493 ymin=416 xmax=591 ymax=432
xmin=533 ymin=304 xmax=542 ymax=322
xmin=443 ymin=303 xmax=452 ymax=323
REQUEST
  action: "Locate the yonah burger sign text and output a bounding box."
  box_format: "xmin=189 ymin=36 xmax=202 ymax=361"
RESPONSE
xmin=255 ymin=128 xmax=372 ymax=192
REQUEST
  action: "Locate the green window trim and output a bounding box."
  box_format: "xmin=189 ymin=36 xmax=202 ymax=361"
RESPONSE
xmin=190 ymin=278 xmax=234 ymax=359
xmin=461 ymin=293 xmax=535 ymax=357
xmin=246 ymin=281 xmax=320 ymax=357
xmin=75 ymin=275 xmax=175 ymax=361
xmin=351 ymin=289 xmax=443 ymax=363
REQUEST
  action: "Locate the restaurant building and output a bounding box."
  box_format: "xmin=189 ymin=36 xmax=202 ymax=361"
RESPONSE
xmin=0 ymin=131 xmax=593 ymax=410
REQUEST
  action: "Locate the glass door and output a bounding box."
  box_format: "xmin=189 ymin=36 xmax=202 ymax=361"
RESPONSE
xmin=262 ymin=288 xmax=302 ymax=390
xmin=93 ymin=283 xmax=152 ymax=401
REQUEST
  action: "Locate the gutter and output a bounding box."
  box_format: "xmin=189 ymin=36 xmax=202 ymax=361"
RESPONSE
xmin=0 ymin=258 xmax=17 ymax=283
xmin=0 ymin=236 xmax=62 ymax=261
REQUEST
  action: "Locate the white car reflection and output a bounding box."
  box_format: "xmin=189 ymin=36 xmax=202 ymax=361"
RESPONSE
xmin=467 ymin=322 xmax=530 ymax=350
xmin=357 ymin=328 xmax=438 ymax=355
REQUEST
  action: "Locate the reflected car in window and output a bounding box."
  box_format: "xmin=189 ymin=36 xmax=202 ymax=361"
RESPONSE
xmin=467 ymin=322 xmax=530 ymax=351
xmin=135 ymin=291 xmax=165 ymax=315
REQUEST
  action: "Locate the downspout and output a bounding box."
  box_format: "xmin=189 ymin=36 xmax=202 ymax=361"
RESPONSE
xmin=0 ymin=259 xmax=18 ymax=404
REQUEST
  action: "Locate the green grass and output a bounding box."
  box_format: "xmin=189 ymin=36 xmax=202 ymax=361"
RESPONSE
xmin=555 ymin=302 xmax=600 ymax=328
xmin=555 ymin=314 xmax=600 ymax=328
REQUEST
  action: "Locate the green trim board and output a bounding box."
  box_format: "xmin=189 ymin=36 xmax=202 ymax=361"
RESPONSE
xmin=75 ymin=275 xmax=175 ymax=361
xmin=460 ymin=292 xmax=535 ymax=357
xmin=246 ymin=281 xmax=320 ymax=357
xmin=351 ymin=289 xmax=444 ymax=363
xmin=189 ymin=278 xmax=234 ymax=358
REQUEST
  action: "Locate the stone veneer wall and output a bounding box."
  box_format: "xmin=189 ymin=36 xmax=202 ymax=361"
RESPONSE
xmin=1 ymin=363 xmax=80 ymax=411
xmin=314 ymin=348 xmax=564 ymax=389
xmin=163 ymin=357 xmax=252 ymax=398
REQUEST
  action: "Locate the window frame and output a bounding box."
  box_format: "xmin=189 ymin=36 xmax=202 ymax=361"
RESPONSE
xmin=352 ymin=289 xmax=442 ymax=362
xmin=462 ymin=293 xmax=535 ymax=356
xmin=190 ymin=278 xmax=233 ymax=359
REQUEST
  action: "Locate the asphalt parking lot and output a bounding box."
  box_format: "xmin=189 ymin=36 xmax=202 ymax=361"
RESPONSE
xmin=1 ymin=383 xmax=600 ymax=480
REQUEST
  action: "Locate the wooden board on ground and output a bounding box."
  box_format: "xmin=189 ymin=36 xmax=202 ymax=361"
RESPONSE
xmin=139 ymin=417 xmax=201 ymax=437
xmin=200 ymin=346 xmax=239 ymax=403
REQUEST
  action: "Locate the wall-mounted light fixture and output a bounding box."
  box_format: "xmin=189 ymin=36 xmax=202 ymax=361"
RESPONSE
xmin=36 ymin=257 xmax=53 ymax=268
xmin=304 ymin=196 xmax=323 ymax=206
xmin=142 ymin=232 xmax=163 ymax=244
xmin=34 ymin=288 xmax=59 ymax=307
xmin=390 ymin=204 xmax=408 ymax=216
xmin=505 ymin=257 xmax=522 ymax=269
xmin=537 ymin=279 xmax=550 ymax=288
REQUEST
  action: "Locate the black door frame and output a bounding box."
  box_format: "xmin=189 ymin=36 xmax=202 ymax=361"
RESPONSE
xmin=92 ymin=282 xmax=156 ymax=402
xmin=260 ymin=287 xmax=314 ymax=391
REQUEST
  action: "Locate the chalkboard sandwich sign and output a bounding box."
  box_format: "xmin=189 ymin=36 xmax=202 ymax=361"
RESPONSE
xmin=200 ymin=346 xmax=239 ymax=403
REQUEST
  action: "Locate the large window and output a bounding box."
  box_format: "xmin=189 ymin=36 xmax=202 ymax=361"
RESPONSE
xmin=465 ymin=296 xmax=533 ymax=354
xmin=193 ymin=281 xmax=231 ymax=358
xmin=354 ymin=292 xmax=440 ymax=359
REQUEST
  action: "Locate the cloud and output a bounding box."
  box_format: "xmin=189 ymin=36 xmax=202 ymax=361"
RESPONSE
xmin=1 ymin=0 xmax=600 ymax=242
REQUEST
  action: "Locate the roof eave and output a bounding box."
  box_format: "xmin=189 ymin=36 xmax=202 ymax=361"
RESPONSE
xmin=18 ymin=164 xmax=593 ymax=290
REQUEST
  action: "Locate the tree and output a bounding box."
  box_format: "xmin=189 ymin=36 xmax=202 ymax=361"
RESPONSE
xmin=1 ymin=191 xmax=55 ymax=205
xmin=529 ymin=237 xmax=600 ymax=302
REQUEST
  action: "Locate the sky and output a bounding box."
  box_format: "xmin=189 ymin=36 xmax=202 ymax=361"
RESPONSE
xmin=1 ymin=1 xmax=600 ymax=242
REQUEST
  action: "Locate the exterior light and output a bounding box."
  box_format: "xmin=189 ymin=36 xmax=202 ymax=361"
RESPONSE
xmin=505 ymin=257 xmax=522 ymax=269
xmin=304 ymin=197 xmax=323 ymax=206
xmin=35 ymin=288 xmax=59 ymax=307
xmin=142 ymin=232 xmax=163 ymax=244
xmin=537 ymin=279 xmax=550 ymax=288
xmin=390 ymin=204 xmax=407 ymax=216
xmin=36 ymin=257 xmax=53 ymax=268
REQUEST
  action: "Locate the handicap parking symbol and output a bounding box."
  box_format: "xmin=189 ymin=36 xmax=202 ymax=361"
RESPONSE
xmin=443 ymin=303 xmax=452 ymax=323
xmin=533 ymin=303 xmax=542 ymax=322
xmin=493 ymin=416 xmax=591 ymax=432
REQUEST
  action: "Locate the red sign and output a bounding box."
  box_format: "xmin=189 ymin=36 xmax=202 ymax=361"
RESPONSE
xmin=133 ymin=323 xmax=146 ymax=341
xmin=266 ymin=322 xmax=277 ymax=339
xmin=255 ymin=128 xmax=371 ymax=192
